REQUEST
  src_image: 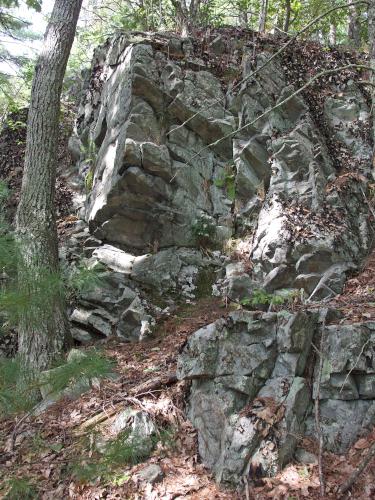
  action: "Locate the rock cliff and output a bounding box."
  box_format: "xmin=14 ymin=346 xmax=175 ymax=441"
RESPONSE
xmin=66 ymin=29 xmax=375 ymax=483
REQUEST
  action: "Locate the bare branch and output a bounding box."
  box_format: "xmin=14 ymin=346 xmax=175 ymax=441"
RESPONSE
xmin=338 ymin=441 xmax=375 ymax=494
xmin=339 ymin=338 xmax=370 ymax=394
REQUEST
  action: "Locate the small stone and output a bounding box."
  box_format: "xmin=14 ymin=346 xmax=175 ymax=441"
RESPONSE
xmin=295 ymin=448 xmax=318 ymax=465
xmin=357 ymin=374 xmax=375 ymax=399
xmin=137 ymin=464 xmax=164 ymax=484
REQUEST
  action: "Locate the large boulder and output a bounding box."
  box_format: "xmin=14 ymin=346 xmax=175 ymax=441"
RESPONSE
xmin=178 ymin=314 xmax=375 ymax=483
xmin=177 ymin=310 xmax=318 ymax=483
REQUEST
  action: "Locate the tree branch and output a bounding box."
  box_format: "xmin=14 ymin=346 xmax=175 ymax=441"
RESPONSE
xmin=338 ymin=441 xmax=375 ymax=495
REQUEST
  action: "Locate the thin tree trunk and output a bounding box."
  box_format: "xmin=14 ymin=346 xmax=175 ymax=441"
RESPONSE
xmin=258 ymin=0 xmax=268 ymax=33
xmin=171 ymin=0 xmax=200 ymax=35
xmin=348 ymin=1 xmax=361 ymax=48
xmin=239 ymin=8 xmax=248 ymax=28
xmin=329 ymin=24 xmax=337 ymax=45
xmin=369 ymin=0 xmax=375 ymax=169
xmin=283 ymin=0 xmax=292 ymax=33
xmin=16 ymin=0 xmax=83 ymax=374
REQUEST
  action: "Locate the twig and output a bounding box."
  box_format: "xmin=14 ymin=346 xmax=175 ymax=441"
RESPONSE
xmin=339 ymin=339 xmax=370 ymax=394
xmin=10 ymin=410 xmax=33 ymax=452
xmin=360 ymin=186 xmax=375 ymax=221
xmin=243 ymin=474 xmax=250 ymax=500
xmin=338 ymin=441 xmax=375 ymax=495
xmin=311 ymin=342 xmax=323 ymax=357
xmin=315 ymin=312 xmax=327 ymax=498
xmin=130 ymin=372 xmax=178 ymax=396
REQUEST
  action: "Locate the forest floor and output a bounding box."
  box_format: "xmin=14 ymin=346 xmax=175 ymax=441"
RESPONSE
xmin=1 ymin=287 xmax=375 ymax=499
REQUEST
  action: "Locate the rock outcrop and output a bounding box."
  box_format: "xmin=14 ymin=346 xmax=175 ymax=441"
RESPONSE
xmin=65 ymin=29 xmax=375 ymax=482
xmin=177 ymin=311 xmax=375 ymax=482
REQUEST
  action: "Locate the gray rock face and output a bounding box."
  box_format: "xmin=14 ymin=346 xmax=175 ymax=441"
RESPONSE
xmin=178 ymin=314 xmax=375 ymax=483
xmin=74 ymin=32 xmax=372 ymax=302
xmin=177 ymin=310 xmax=317 ymax=483
xmin=136 ymin=464 xmax=164 ymax=485
xmin=67 ymin=233 xmax=224 ymax=341
xmin=75 ymin=35 xmax=234 ymax=252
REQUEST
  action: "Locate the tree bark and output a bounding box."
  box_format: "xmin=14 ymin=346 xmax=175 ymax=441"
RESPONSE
xmin=329 ymin=23 xmax=337 ymax=45
xmin=283 ymin=0 xmax=292 ymax=33
xmin=171 ymin=0 xmax=201 ymax=36
xmin=239 ymin=8 xmax=248 ymax=28
xmin=258 ymin=0 xmax=268 ymax=33
xmin=348 ymin=1 xmax=362 ymax=48
xmin=369 ymin=0 xmax=375 ymax=138
xmin=16 ymin=0 xmax=83 ymax=374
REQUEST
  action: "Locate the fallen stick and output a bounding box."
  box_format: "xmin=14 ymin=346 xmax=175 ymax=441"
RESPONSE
xmin=74 ymin=372 xmax=178 ymax=435
xmin=338 ymin=441 xmax=375 ymax=495
xmin=129 ymin=372 xmax=178 ymax=396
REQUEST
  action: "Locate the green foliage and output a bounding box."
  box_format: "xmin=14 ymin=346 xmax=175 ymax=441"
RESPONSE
xmin=64 ymin=261 xmax=104 ymax=299
xmin=0 ymin=349 xmax=115 ymax=417
xmin=3 ymin=477 xmax=37 ymax=500
xmin=69 ymin=424 xmax=174 ymax=484
xmin=85 ymin=169 xmax=94 ymax=192
xmin=0 ymin=258 xmax=103 ymax=330
xmin=81 ymin=140 xmax=97 ymax=192
xmin=0 ymin=0 xmax=40 ymax=123
xmin=214 ymin=167 xmax=236 ymax=201
xmin=191 ymin=213 xmax=216 ymax=247
xmin=0 ymin=184 xmax=103 ymax=330
xmin=241 ymin=288 xmax=298 ymax=308
xmin=43 ymin=349 xmax=115 ymax=396
xmin=70 ymin=428 xmax=160 ymax=484
xmin=0 ymin=357 xmax=37 ymax=417
xmin=1 ymin=266 xmax=64 ymax=328
xmin=69 ymin=459 xmax=108 ymax=483
xmin=104 ymin=429 xmax=152 ymax=466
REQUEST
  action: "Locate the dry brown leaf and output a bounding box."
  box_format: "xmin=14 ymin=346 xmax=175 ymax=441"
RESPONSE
xmin=354 ymin=438 xmax=369 ymax=450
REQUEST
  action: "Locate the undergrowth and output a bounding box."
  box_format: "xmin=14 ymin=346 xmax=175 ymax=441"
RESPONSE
xmin=3 ymin=477 xmax=37 ymax=500
xmin=44 ymin=349 xmax=115 ymax=395
xmin=0 ymin=181 xmax=104 ymax=332
xmin=69 ymin=426 xmax=174 ymax=484
xmin=240 ymin=288 xmax=300 ymax=309
xmin=0 ymin=349 xmax=115 ymax=418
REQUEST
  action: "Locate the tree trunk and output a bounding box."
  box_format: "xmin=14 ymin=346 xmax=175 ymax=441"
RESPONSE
xmin=172 ymin=0 xmax=200 ymax=36
xmin=239 ymin=8 xmax=248 ymax=28
xmin=369 ymin=0 xmax=375 ymax=144
xmin=16 ymin=0 xmax=83 ymax=374
xmin=348 ymin=1 xmax=361 ymax=48
xmin=329 ymin=24 xmax=337 ymax=45
xmin=283 ymin=0 xmax=292 ymax=33
xmin=258 ymin=0 xmax=268 ymax=33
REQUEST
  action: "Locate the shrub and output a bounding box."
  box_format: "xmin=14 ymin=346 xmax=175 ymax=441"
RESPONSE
xmin=191 ymin=213 xmax=216 ymax=247
xmin=214 ymin=166 xmax=236 ymax=201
